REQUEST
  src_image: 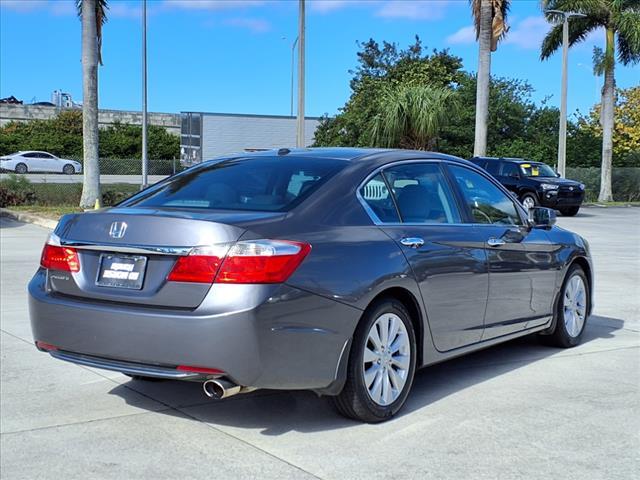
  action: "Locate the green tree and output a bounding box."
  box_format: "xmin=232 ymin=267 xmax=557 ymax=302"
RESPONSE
xmin=77 ymin=0 xmax=108 ymax=208
xmin=541 ymin=0 xmax=640 ymax=201
xmin=471 ymin=0 xmax=511 ymax=156
xmin=313 ymin=37 xmax=464 ymax=148
xmin=371 ymin=85 xmax=458 ymax=150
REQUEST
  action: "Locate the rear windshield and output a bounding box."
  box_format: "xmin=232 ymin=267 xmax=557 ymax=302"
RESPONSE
xmin=122 ymin=156 xmax=347 ymax=212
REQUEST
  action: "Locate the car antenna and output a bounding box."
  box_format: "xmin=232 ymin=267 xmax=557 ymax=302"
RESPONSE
xmin=277 ymin=148 xmax=291 ymax=156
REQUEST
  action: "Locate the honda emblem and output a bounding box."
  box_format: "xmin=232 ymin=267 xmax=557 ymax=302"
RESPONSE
xmin=109 ymin=221 xmax=128 ymax=239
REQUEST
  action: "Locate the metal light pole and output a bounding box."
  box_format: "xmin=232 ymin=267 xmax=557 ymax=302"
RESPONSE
xmin=296 ymin=0 xmax=305 ymax=148
xmin=546 ymin=10 xmax=586 ymax=178
xmin=141 ymin=0 xmax=148 ymax=189
xmin=290 ymin=36 xmax=298 ymax=117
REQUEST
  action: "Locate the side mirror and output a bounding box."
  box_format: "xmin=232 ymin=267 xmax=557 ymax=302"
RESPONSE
xmin=556 ymin=172 xmax=561 ymax=178
xmin=529 ymin=207 xmax=556 ymax=229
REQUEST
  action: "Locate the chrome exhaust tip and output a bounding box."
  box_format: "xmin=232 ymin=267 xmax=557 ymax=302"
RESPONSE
xmin=203 ymin=378 xmax=242 ymax=400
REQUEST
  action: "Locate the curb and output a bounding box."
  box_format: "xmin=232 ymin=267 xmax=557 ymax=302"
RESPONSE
xmin=0 ymin=208 xmax=58 ymax=230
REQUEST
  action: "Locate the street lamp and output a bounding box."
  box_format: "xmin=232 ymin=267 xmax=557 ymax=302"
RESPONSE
xmin=545 ymin=9 xmax=586 ymax=178
xmin=296 ymin=0 xmax=305 ymax=148
xmin=290 ymin=36 xmax=298 ymax=117
xmin=141 ymin=0 xmax=148 ymax=189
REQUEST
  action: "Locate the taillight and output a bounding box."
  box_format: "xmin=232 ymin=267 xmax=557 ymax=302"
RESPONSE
xmin=217 ymin=240 xmax=310 ymax=284
xmin=166 ymin=245 xmax=228 ymax=283
xmin=167 ymin=240 xmax=310 ymax=284
xmin=40 ymin=244 xmax=80 ymax=272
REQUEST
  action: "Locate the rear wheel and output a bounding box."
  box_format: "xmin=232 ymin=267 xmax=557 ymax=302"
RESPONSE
xmin=540 ymin=264 xmax=589 ymax=348
xmin=520 ymin=192 xmax=537 ymax=210
xmin=560 ymin=206 xmax=580 ymax=216
xmin=332 ymin=298 xmax=417 ymax=422
xmin=15 ymin=163 xmax=27 ymax=174
xmin=63 ymin=164 xmax=75 ymax=175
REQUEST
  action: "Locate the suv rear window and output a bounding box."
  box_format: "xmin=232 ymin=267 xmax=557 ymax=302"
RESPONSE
xmin=123 ymin=156 xmax=346 ymax=212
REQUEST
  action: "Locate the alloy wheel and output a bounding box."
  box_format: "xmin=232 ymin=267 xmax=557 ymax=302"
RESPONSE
xmin=362 ymin=313 xmax=411 ymax=406
xmin=522 ymin=196 xmax=536 ymax=210
xmin=563 ymin=275 xmax=587 ymax=338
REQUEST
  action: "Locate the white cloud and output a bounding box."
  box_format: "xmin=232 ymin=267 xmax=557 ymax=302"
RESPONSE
xmin=224 ymin=16 xmax=271 ymax=33
xmin=162 ymin=0 xmax=266 ymax=11
xmin=446 ymin=25 xmax=475 ymax=45
xmin=504 ymin=16 xmax=549 ymax=50
xmin=375 ymin=0 xmax=450 ymax=20
xmin=308 ymin=0 xmax=351 ymax=13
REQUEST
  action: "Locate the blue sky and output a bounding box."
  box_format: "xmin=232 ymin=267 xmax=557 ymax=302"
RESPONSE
xmin=1 ymin=0 xmax=638 ymax=118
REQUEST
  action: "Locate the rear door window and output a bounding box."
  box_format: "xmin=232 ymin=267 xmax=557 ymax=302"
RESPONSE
xmin=359 ymin=174 xmax=400 ymax=223
xmin=382 ymin=163 xmax=461 ymax=224
xmin=485 ymin=160 xmax=501 ymax=176
xmin=124 ymin=157 xmax=346 ymax=212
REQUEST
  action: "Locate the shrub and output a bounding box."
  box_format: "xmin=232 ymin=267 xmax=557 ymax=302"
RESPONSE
xmin=0 ymin=174 xmax=36 ymax=207
xmin=566 ymin=167 xmax=640 ymax=202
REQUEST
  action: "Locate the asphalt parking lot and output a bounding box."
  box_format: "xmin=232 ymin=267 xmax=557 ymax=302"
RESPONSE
xmin=1 ymin=207 xmax=638 ymax=479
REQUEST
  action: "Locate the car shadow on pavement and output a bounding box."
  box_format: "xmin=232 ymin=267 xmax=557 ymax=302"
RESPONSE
xmin=108 ymin=314 xmax=624 ymax=434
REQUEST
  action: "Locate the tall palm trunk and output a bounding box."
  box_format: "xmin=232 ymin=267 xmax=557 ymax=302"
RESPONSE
xmin=473 ymin=0 xmax=492 ymax=157
xmin=598 ymin=27 xmax=615 ymax=202
xmin=80 ymin=0 xmax=100 ymax=208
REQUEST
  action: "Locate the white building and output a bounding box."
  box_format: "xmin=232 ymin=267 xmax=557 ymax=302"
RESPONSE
xmin=180 ymin=112 xmax=321 ymax=165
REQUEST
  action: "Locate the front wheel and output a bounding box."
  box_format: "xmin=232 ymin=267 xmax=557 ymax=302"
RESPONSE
xmin=63 ymin=164 xmax=75 ymax=175
xmin=15 ymin=163 xmax=27 ymax=174
xmin=331 ymin=299 xmax=417 ymax=422
xmin=540 ymin=264 xmax=590 ymax=348
xmin=560 ymin=206 xmax=580 ymax=216
xmin=520 ymin=192 xmax=538 ymax=210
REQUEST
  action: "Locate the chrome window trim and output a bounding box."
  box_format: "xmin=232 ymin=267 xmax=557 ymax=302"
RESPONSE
xmin=356 ymin=158 xmax=467 ymax=227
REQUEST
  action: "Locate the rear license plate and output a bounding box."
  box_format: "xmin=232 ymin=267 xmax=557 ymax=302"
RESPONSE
xmin=96 ymin=254 xmax=147 ymax=290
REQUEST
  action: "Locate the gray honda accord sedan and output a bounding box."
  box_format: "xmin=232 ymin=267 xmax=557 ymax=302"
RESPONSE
xmin=29 ymin=148 xmax=593 ymax=422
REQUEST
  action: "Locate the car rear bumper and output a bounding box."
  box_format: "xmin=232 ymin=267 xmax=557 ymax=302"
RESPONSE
xmin=29 ymin=269 xmax=361 ymax=391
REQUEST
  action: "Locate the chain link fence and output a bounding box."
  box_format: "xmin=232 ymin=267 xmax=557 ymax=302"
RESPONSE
xmin=566 ymin=167 xmax=640 ymax=202
xmin=0 ymin=157 xmax=182 ymax=208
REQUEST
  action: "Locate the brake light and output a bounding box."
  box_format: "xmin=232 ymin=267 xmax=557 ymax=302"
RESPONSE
xmin=40 ymin=244 xmax=80 ymax=272
xmin=217 ymin=240 xmax=311 ymax=284
xmin=166 ymin=245 xmax=228 ymax=283
xmin=166 ymin=240 xmax=310 ymax=284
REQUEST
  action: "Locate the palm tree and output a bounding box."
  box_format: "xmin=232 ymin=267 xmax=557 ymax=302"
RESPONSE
xmin=371 ymin=85 xmax=458 ymax=150
xmin=77 ymin=0 xmax=108 ymax=209
xmin=471 ymin=0 xmax=510 ymax=157
xmin=541 ymin=0 xmax=640 ymax=202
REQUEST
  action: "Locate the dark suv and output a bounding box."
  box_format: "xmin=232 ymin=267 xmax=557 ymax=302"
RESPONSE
xmin=470 ymin=157 xmax=585 ymax=216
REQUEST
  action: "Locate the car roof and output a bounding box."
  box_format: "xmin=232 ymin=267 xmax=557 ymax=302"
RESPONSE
xmin=206 ymin=147 xmax=472 ymax=167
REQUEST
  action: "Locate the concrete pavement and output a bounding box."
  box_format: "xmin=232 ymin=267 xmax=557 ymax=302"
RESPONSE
xmin=1 ymin=207 xmax=638 ymax=479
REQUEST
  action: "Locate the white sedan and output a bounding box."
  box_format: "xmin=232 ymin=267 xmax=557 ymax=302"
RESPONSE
xmin=0 ymin=151 xmax=82 ymax=174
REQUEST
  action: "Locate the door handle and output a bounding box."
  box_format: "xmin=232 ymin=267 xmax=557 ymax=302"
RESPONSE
xmin=487 ymin=237 xmax=506 ymax=247
xmin=400 ymin=237 xmax=425 ymax=248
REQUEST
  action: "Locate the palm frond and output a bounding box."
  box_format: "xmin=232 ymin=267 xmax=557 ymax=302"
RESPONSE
xmin=371 ymin=85 xmax=458 ymax=150
xmin=614 ymin=9 xmax=640 ymax=64
xmin=540 ymin=17 xmax=602 ymax=59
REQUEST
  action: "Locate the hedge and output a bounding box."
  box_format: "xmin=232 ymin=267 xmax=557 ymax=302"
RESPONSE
xmin=565 ymin=167 xmax=640 ymax=202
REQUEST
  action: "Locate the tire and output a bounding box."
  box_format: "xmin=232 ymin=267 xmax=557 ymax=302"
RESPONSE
xmin=124 ymin=374 xmax=165 ymax=382
xmin=560 ymin=206 xmax=580 ymax=216
xmin=331 ymin=298 xmax=417 ymax=423
xmin=63 ymin=164 xmax=75 ymax=175
xmin=540 ymin=264 xmax=590 ymax=348
xmin=520 ymin=192 xmax=538 ymax=210
xmin=14 ymin=163 xmax=27 ymax=174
